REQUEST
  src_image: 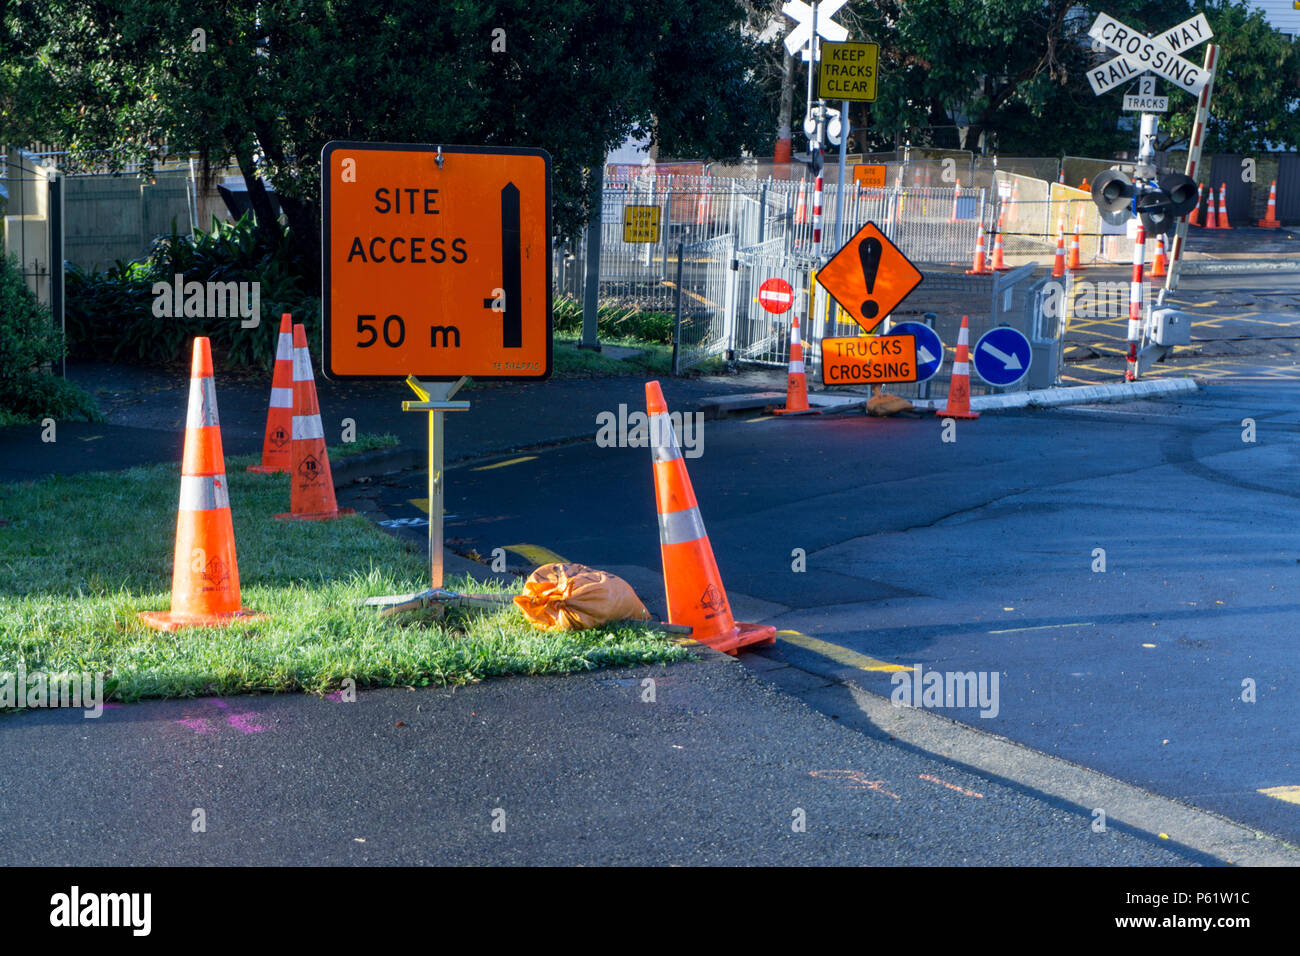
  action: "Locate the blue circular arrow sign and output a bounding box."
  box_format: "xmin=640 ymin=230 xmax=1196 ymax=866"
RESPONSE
xmin=973 ymin=326 xmax=1032 ymax=387
xmin=886 ymin=322 xmax=944 ymax=383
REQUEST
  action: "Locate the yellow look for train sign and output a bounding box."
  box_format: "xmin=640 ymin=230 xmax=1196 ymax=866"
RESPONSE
xmin=817 ymin=41 xmax=879 ymax=102
xmin=322 ymin=141 xmax=552 ymax=381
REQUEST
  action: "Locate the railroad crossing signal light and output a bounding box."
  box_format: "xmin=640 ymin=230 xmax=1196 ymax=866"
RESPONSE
xmin=1090 ymin=169 xmax=1199 ymax=236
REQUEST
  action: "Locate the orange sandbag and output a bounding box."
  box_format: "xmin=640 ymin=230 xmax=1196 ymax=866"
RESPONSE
xmin=513 ymin=563 xmax=652 ymax=632
xmin=867 ymin=385 xmax=915 ymax=417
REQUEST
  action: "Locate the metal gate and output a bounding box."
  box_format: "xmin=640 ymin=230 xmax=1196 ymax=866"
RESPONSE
xmin=2 ymin=149 xmax=65 ymax=374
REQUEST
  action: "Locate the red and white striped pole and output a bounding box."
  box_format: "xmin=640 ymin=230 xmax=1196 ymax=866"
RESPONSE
xmin=812 ymin=173 xmax=824 ymax=252
xmin=1167 ymin=44 xmax=1218 ymax=281
xmin=1126 ymin=223 xmax=1147 ymax=382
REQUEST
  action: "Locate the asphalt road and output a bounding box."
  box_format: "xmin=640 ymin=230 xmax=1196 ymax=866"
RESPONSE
xmin=0 ymin=654 xmax=1221 ymax=866
xmin=350 ymin=381 xmax=1300 ymax=847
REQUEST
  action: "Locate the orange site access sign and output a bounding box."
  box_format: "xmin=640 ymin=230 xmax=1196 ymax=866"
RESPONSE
xmin=321 ymin=142 xmax=552 ymax=380
xmin=815 ymin=221 xmax=923 ymax=333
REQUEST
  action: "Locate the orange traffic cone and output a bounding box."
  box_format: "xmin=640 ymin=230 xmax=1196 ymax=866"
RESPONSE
xmin=936 ymin=316 xmax=979 ymax=421
xmin=794 ymin=182 xmax=808 ymax=225
xmin=1188 ymin=184 xmax=1203 ymax=226
xmin=1051 ymin=224 xmax=1066 ymax=278
xmin=991 ymin=222 xmax=1010 ymax=271
xmin=1066 ymin=208 xmax=1086 ymax=270
xmin=1148 ymin=233 xmax=1167 ymax=277
xmin=139 ymin=338 xmax=264 ymax=631
xmin=1205 ymin=187 xmax=1218 ymax=229
xmin=1259 ymin=180 xmax=1282 ymax=228
xmin=1217 ymin=183 xmax=1232 ymax=229
xmin=645 ymin=381 xmax=776 ymax=656
xmin=1080 ymin=177 xmax=1090 ymax=191
xmin=772 ymin=316 xmax=820 ymax=416
xmin=275 ymin=324 xmax=355 ymax=522
xmin=247 ymin=313 xmax=295 ymax=474
xmin=966 ymin=226 xmax=992 ymax=275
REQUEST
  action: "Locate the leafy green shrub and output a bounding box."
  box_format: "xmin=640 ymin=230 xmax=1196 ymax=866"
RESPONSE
xmin=0 ymin=254 xmax=101 ymax=423
xmin=64 ymin=214 xmax=320 ymax=369
xmin=553 ymin=297 xmax=676 ymax=344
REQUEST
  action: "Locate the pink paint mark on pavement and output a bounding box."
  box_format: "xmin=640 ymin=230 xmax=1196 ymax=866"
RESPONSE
xmin=227 ymin=712 xmax=266 ymax=734
xmin=177 ymin=717 xmax=213 ymax=734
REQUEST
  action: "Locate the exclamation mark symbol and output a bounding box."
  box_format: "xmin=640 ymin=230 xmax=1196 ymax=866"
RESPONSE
xmin=859 ymin=236 xmax=882 ymax=321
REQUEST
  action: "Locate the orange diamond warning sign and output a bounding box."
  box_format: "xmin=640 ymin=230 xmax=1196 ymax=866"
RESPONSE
xmin=815 ymin=222 xmax=923 ymax=333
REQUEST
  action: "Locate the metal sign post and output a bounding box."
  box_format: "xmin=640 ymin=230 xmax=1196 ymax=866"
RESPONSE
xmin=365 ymin=376 xmax=469 ymax=612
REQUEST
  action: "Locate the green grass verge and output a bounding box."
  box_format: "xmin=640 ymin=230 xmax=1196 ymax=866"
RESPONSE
xmin=0 ymin=441 xmax=691 ymax=702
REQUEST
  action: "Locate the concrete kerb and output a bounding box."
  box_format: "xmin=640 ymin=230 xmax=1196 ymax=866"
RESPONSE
xmin=698 ymin=378 xmax=1198 ymax=419
xmin=1177 ymin=259 xmax=1300 ymax=275
xmin=912 ymin=377 xmax=1197 ymax=412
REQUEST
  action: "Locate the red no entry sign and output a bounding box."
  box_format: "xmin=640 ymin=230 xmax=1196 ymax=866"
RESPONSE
xmin=758 ymin=277 xmax=794 ymax=314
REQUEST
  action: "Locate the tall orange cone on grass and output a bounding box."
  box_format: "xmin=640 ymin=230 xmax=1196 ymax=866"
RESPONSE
xmin=1259 ymin=180 xmax=1282 ymax=228
xmin=139 ymin=338 xmax=263 ymax=631
xmin=936 ymin=316 xmax=979 ymax=420
xmin=247 ymin=312 xmax=295 ymax=473
xmin=646 ymin=381 xmax=776 ymax=655
xmin=275 ymin=324 xmax=354 ymax=522
xmin=772 ymin=315 xmax=820 ymax=415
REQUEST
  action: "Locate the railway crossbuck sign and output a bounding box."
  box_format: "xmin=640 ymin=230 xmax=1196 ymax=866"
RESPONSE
xmin=1086 ymin=12 xmax=1212 ymax=97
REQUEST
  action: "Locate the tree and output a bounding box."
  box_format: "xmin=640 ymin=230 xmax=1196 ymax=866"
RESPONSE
xmin=2 ymin=0 xmax=774 ymax=277
xmin=831 ymin=0 xmax=1300 ymax=158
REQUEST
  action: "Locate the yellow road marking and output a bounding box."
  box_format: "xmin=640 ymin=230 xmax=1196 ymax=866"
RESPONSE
xmin=471 ymin=455 xmax=537 ymax=471
xmin=1258 ymin=785 xmax=1300 ymax=805
xmin=746 ymin=415 xmax=774 ymax=422
xmin=777 ymin=630 xmax=911 ymax=672
xmin=504 ymin=543 xmax=569 ymax=565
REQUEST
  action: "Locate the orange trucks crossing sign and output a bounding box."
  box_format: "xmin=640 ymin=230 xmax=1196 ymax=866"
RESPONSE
xmin=321 ymin=142 xmax=552 ymax=380
xmin=821 ymin=334 xmax=918 ymax=385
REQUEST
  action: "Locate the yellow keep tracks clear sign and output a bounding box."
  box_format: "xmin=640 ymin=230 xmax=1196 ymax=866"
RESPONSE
xmin=817 ymin=41 xmax=879 ymax=103
xmin=623 ymin=205 xmax=661 ymax=243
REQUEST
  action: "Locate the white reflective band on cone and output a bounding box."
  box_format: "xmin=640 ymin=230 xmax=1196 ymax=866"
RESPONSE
xmin=276 ymin=334 xmax=293 ymax=362
xmin=953 ymin=361 xmax=969 ymax=375
xmin=269 ymin=387 xmax=294 ymax=409
xmin=186 ymin=377 xmax=220 ymax=428
xmin=649 ymin=412 xmax=682 ymax=462
xmin=293 ymin=415 xmax=324 ymax=440
xmin=658 ymin=506 xmax=707 ymax=546
xmin=293 ymin=346 xmax=312 ymax=382
xmin=791 ymin=327 xmax=801 ymax=345
xmin=179 ymin=474 xmax=230 ymax=511
xmin=789 ymin=360 xmax=805 ymax=374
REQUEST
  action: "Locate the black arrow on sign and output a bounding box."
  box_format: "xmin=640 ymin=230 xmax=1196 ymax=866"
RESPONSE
xmin=483 ymin=182 xmax=523 ymax=348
